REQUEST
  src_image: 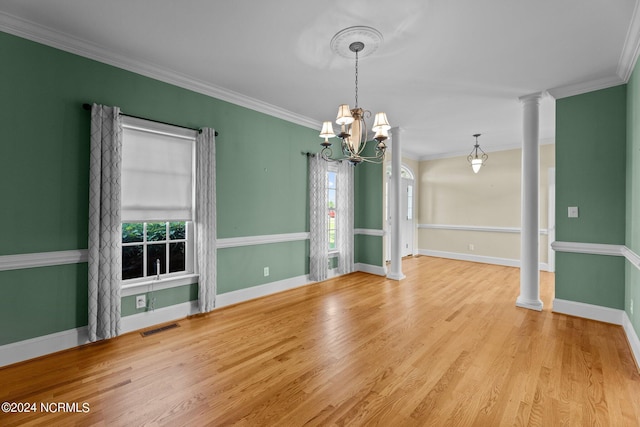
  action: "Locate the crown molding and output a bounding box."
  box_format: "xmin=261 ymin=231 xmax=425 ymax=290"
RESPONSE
xmin=0 ymin=11 xmax=321 ymax=130
xmin=547 ymin=75 xmax=625 ymax=100
xmin=618 ymin=0 xmax=640 ymax=83
xmin=518 ymin=2 xmax=640 ymax=102
xmin=546 ymin=3 xmax=640 ymax=100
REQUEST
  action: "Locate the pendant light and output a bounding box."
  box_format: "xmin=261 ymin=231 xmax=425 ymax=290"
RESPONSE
xmin=468 ymin=133 xmax=488 ymax=173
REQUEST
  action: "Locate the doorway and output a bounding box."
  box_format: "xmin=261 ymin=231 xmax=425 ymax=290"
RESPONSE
xmin=547 ymin=167 xmax=555 ymax=272
xmin=386 ymin=164 xmax=415 ymax=261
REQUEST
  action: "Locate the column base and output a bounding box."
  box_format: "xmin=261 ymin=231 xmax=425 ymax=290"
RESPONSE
xmin=386 ymin=272 xmax=406 ymax=281
xmin=516 ymin=296 xmax=543 ymax=311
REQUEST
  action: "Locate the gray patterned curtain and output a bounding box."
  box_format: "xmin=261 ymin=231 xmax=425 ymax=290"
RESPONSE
xmin=309 ymin=155 xmax=328 ymax=281
xmin=336 ymin=161 xmax=354 ymax=274
xmin=88 ymin=104 xmax=122 ymax=341
xmin=196 ymin=128 xmax=217 ymax=312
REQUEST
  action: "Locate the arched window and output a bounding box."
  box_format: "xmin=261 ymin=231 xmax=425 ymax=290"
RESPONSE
xmin=385 ymin=164 xmax=414 ymax=180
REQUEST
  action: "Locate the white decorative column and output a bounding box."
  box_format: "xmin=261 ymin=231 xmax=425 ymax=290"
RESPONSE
xmin=387 ymin=127 xmax=405 ymax=281
xmin=516 ymin=92 xmax=543 ymax=311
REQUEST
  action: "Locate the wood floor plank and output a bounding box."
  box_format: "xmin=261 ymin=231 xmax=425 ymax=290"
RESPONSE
xmin=1 ymin=256 xmax=640 ymax=426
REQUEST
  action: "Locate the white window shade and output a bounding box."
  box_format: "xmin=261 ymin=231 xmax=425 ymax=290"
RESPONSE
xmin=121 ymin=117 xmax=196 ymax=222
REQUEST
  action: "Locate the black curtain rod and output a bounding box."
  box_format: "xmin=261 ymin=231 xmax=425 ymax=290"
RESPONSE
xmin=82 ymin=103 xmax=218 ymax=137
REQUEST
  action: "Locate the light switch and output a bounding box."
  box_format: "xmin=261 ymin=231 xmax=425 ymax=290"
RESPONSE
xmin=568 ymin=206 xmax=579 ymax=218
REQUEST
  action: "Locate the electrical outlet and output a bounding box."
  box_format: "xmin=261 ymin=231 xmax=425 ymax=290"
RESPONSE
xmin=468 ymin=244 xmax=475 ymax=251
xmin=631 ymin=299 xmax=634 ymax=315
xmin=136 ymin=294 xmax=146 ymax=309
xmin=264 ymin=266 xmax=269 ymax=277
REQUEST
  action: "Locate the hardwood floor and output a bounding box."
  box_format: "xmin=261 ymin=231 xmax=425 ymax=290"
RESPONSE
xmin=2 ymin=256 xmax=640 ymax=426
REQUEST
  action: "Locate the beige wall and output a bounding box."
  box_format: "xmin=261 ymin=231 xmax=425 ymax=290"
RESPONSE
xmin=417 ymin=144 xmax=555 ymax=265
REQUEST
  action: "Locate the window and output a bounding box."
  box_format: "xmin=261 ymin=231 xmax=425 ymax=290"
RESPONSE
xmin=120 ymin=117 xmax=196 ymax=284
xmin=407 ymin=184 xmax=413 ymax=220
xmin=385 ymin=164 xmax=415 ymax=180
xmin=122 ymin=221 xmax=191 ymax=281
xmin=327 ymin=168 xmax=337 ymax=252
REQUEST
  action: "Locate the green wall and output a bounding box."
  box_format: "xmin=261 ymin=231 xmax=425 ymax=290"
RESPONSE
xmin=217 ymin=241 xmax=308 ymax=294
xmin=121 ymin=284 xmax=198 ymax=317
xmin=556 ymin=86 xmax=627 ymax=245
xmin=354 ymin=147 xmax=384 ymax=266
xmin=354 ymin=235 xmax=383 ymax=267
xmin=0 ymin=264 xmax=88 ymax=345
xmin=626 ymin=55 xmax=640 ymax=335
xmin=555 ymin=252 xmax=625 ymax=309
xmin=555 ymin=85 xmax=627 ymax=309
xmin=555 ymin=58 xmax=640 ymax=339
xmin=0 ymin=30 xmax=338 ymax=346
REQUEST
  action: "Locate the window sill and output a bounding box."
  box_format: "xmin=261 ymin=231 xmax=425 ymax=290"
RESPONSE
xmin=121 ymin=273 xmax=199 ymax=297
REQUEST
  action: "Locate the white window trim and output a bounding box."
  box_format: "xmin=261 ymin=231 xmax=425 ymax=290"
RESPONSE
xmin=121 ymin=273 xmax=199 ymax=297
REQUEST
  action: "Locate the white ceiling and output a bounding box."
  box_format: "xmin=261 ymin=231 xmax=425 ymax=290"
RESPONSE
xmin=1 ymin=0 xmax=638 ymax=159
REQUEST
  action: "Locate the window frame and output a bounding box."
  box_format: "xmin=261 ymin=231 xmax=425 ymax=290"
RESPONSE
xmin=119 ymin=118 xmax=199 ymax=296
xmin=121 ymin=221 xmax=194 ymax=284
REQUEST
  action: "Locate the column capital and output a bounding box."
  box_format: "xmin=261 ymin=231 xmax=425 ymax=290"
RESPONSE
xmin=519 ymin=91 xmax=546 ymax=104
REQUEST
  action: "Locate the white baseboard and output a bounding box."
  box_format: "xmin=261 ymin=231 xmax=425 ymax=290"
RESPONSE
xmin=419 ymin=249 xmax=550 ymax=271
xmin=552 ymin=298 xmax=623 ymax=325
xmin=216 ymin=274 xmax=311 ymax=308
xmin=0 ymin=301 xmax=200 ymax=368
xmin=622 ymin=312 xmax=640 ymax=371
xmin=386 ymin=272 xmax=406 ymax=281
xmin=215 ymin=264 xmax=387 ymax=308
xmin=356 ymin=263 xmax=387 ymax=276
xmin=552 ymin=299 xmax=640 ymax=371
xmin=0 ymin=326 xmax=89 ymax=368
xmin=326 ymin=267 xmax=341 ymax=280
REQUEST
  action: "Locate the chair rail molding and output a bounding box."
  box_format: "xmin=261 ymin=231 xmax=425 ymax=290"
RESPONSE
xmin=551 ymin=241 xmax=640 ymax=273
xmin=418 ymin=224 xmax=548 ymax=235
xmin=0 ymin=249 xmax=88 ymax=271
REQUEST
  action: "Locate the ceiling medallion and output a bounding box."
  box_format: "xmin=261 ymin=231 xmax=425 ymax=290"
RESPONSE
xmin=330 ymin=26 xmax=383 ymax=59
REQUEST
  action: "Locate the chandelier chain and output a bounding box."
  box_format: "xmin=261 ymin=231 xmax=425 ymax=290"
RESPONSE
xmin=354 ymin=49 xmax=359 ymax=108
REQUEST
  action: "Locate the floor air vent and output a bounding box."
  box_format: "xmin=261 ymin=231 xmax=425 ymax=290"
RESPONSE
xmin=140 ymin=323 xmax=180 ymax=337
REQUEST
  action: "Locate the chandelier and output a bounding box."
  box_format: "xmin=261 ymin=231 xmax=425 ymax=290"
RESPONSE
xmin=319 ymin=27 xmax=390 ymax=165
xmin=468 ymin=133 xmax=488 ymax=173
